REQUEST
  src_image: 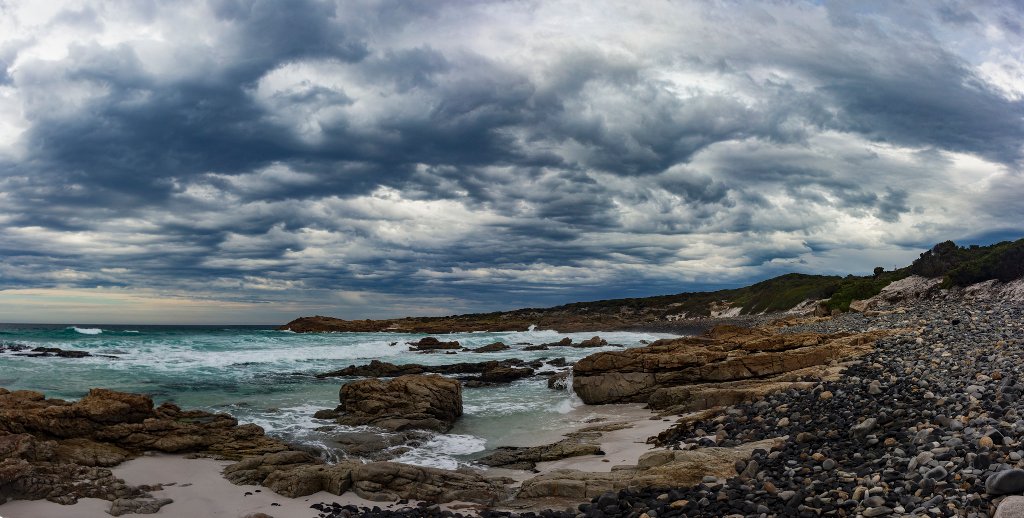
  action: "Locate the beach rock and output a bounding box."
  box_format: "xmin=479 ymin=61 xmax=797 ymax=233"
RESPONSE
xmin=476 ymin=437 xmax=604 ymax=470
xmin=223 ymin=451 xmax=324 ymax=487
xmin=337 ymin=375 xmax=463 ymax=432
xmin=471 ymin=342 xmax=510 ymax=353
xmin=349 ymin=461 xmax=508 ymax=504
xmin=54 ymin=438 xmax=130 ymax=467
xmin=995 ymin=496 xmax=1024 ymax=518
xmin=987 ymin=468 xmax=1024 ymax=496
xmin=407 ymin=337 xmax=461 ymax=350
xmin=263 ymin=463 xmax=357 ymax=498
xmin=108 ymin=497 xmax=174 ymax=516
xmin=517 ymin=439 xmax=777 ymax=499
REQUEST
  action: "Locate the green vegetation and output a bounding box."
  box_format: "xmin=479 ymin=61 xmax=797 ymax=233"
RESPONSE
xmin=729 ymin=273 xmax=842 ymax=313
xmin=908 ymin=238 xmax=1024 ymax=288
xmin=823 ymin=270 xmax=909 ymax=312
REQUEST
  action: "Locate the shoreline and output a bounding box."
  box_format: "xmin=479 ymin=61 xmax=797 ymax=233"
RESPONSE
xmin=0 ymin=401 xmax=677 ymax=518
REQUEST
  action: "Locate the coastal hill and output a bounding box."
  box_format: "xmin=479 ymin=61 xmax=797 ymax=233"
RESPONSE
xmin=280 ymin=237 xmax=1024 ymax=333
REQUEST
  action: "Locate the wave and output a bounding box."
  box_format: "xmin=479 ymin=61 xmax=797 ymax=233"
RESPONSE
xmin=68 ymin=326 xmax=103 ymax=335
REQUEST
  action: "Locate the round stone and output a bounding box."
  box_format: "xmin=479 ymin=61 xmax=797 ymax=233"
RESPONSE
xmin=987 ymin=469 xmax=1024 ymax=496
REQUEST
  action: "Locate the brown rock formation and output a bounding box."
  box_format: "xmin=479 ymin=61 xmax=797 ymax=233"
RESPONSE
xmin=0 ymin=387 xmax=292 ymax=510
xmin=224 ymin=452 xmax=511 ymax=503
xmin=337 ymin=375 xmax=463 ymax=432
xmin=572 ymin=325 xmax=894 ymax=407
xmin=516 ymin=438 xmax=778 ymax=500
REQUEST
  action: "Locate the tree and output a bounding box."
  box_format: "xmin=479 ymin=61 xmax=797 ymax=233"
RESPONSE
xmin=873 ymin=266 xmax=884 ymax=278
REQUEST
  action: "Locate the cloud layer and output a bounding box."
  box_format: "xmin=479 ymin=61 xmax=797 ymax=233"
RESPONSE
xmin=0 ymin=0 xmax=1022 ymax=323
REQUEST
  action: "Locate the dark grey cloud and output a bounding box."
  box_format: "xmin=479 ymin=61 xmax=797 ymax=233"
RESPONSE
xmin=0 ymin=0 xmax=1023 ymax=321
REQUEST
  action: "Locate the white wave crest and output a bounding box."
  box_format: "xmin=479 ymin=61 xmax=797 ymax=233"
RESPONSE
xmin=70 ymin=327 xmax=103 ymax=335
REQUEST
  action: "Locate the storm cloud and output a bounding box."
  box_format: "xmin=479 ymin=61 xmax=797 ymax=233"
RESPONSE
xmin=0 ymin=0 xmax=1022 ymax=323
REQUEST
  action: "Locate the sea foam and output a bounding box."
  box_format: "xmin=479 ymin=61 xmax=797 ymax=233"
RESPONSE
xmin=69 ymin=327 xmax=103 ymax=335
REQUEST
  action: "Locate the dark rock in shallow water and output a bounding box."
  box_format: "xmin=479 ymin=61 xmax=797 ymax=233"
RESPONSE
xmin=313 ymin=408 xmax=342 ymax=419
xmin=574 ymin=336 xmax=608 ymax=348
xmin=316 ymin=359 xmax=531 ymax=379
xmin=547 ymin=372 xmax=570 ymax=390
xmin=477 ymin=367 xmax=534 ymax=383
xmin=987 ymin=468 xmax=1024 ymax=496
xmin=471 ymin=342 xmax=510 ymax=353
xmin=15 ymin=346 xmax=95 ymax=358
xmin=407 ymin=337 xmax=461 ymax=351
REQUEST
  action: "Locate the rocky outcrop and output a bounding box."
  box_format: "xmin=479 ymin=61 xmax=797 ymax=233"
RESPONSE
xmin=516 ymin=438 xmax=778 ymax=499
xmin=572 ymin=325 xmax=894 ymax=407
xmin=224 ymin=452 xmax=511 ymax=503
xmin=0 ymin=387 xmax=293 ymax=510
xmin=476 ymin=436 xmax=605 ymax=470
xmin=337 ymin=375 xmax=463 ymax=432
xmin=0 ymin=388 xmax=288 ymax=459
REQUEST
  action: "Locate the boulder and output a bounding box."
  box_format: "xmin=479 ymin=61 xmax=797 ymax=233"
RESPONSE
xmin=995 ymin=496 xmax=1024 ymax=518
xmin=987 ymin=468 xmax=1024 ymax=496
xmin=338 ymin=375 xmax=463 ymax=432
xmin=407 ymin=337 xmax=461 ymax=351
xmin=471 ymin=342 xmax=510 ymax=353
xmin=575 ymin=336 xmax=608 ymax=348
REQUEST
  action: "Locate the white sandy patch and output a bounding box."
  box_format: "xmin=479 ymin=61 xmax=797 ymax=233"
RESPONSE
xmin=0 ymin=454 xmax=449 ymax=518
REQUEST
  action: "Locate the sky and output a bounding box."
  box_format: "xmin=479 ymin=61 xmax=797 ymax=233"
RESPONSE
xmin=0 ymin=0 xmax=1023 ymax=324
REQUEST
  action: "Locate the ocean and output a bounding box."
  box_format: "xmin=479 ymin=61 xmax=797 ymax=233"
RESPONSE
xmin=0 ymin=324 xmax=676 ymax=469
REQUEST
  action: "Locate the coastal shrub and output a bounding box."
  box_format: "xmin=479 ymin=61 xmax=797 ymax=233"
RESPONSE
xmin=908 ymin=238 xmax=1024 ymax=287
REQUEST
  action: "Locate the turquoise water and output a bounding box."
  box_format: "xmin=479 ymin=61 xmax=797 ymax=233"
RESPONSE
xmin=0 ymin=324 xmax=676 ymax=469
